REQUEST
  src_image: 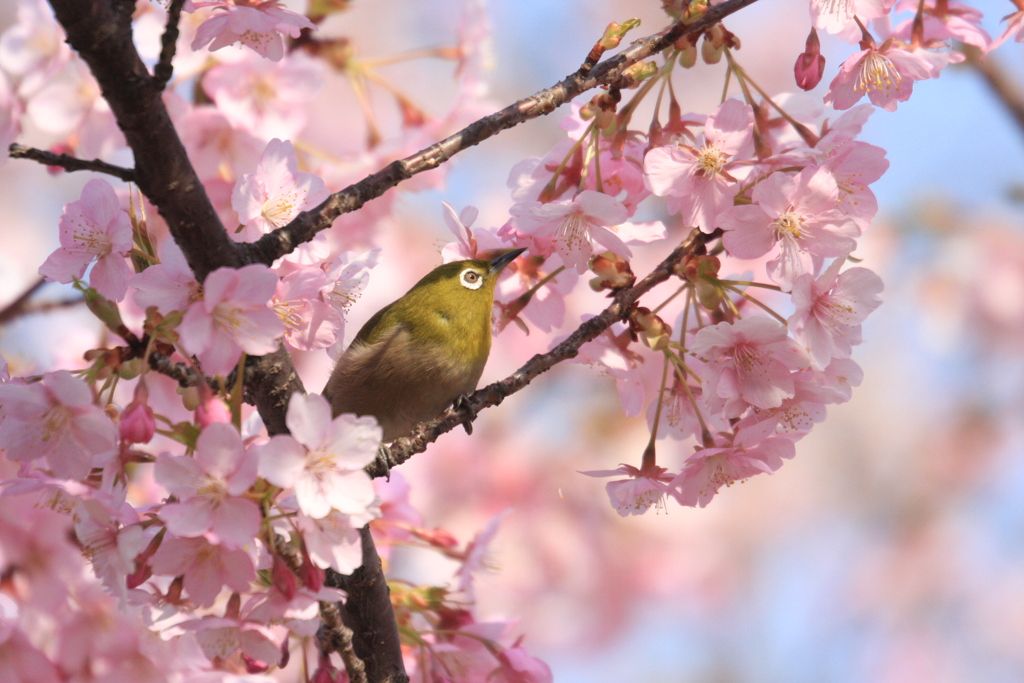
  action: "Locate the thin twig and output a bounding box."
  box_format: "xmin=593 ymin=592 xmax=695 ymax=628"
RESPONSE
xmin=239 ymin=0 xmax=763 ymax=266
xmin=8 ymin=144 xmax=136 ymax=182
xmin=153 ymin=0 xmax=185 ymax=90
xmin=0 ymin=277 xmax=47 ymax=325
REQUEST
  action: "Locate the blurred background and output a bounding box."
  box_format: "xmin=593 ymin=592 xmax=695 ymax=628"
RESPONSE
xmin=3 ymin=0 xmax=1024 ymax=681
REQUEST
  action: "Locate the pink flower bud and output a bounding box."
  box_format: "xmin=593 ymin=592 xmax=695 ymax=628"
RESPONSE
xmin=196 ymin=387 xmax=232 ymax=427
xmin=794 ymin=28 xmax=826 ymax=91
xmin=120 ymin=401 xmax=156 ymax=444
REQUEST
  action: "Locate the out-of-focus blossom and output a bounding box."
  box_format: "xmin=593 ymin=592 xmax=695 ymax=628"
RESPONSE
xmin=492 ymin=644 xmax=555 ymax=683
xmin=893 ymin=0 xmax=991 ymax=52
xmin=789 ymin=257 xmax=884 ymax=368
xmin=292 ymin=507 xmax=367 ymax=574
xmin=811 ymin=0 xmax=896 ymax=35
xmin=150 ymin=535 xmax=256 ymax=608
xmin=0 ymin=370 xmax=117 ymax=479
xmin=0 ymin=0 xmax=71 ymax=97
xmin=255 ymin=393 xmax=380 ymax=519
xmin=39 ymin=178 xmax=133 ymax=302
xmin=188 ymin=0 xmax=315 ymax=62
xmin=644 ymin=98 xmax=755 ymax=231
xmin=320 ymin=248 xmax=381 ymax=327
xmin=720 ymin=165 xmax=859 ymax=290
xmin=824 ymin=41 xmax=932 ymax=112
xmin=232 ymin=138 xmax=330 ymax=242
xmin=156 ymin=422 xmax=261 ymax=548
xmin=131 ymin=238 xmax=201 ymax=314
xmin=178 ymin=105 xmax=264 ymax=183
xmin=73 ymin=497 xmax=148 ymax=602
xmin=179 ymin=264 xmax=283 ymax=376
xmin=203 ymin=52 xmax=323 ymax=140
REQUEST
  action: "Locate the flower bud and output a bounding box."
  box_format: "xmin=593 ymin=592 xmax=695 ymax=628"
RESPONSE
xmin=120 ymin=400 xmax=156 ymax=444
xmin=794 ymin=28 xmax=826 ymax=91
xmin=631 ymin=307 xmax=672 ymax=351
xmin=196 ymin=386 xmax=231 ymax=428
xmin=678 ymin=42 xmax=698 ymax=68
xmin=590 ymin=252 xmax=636 ymax=291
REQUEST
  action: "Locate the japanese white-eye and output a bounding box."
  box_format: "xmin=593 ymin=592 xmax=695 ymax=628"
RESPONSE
xmin=325 ymin=248 xmax=526 ymax=440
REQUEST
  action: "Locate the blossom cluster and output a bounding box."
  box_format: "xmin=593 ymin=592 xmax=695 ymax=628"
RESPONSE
xmin=0 ymin=0 xmax=1020 ymax=679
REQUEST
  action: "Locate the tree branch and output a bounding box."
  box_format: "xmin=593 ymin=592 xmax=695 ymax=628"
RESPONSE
xmin=963 ymin=45 xmax=1024 ymax=143
xmin=8 ymin=143 xmax=136 ymax=182
xmin=365 ymin=228 xmax=712 ymax=479
xmin=153 ymin=0 xmax=186 ymax=90
xmin=238 ymin=0 xmax=762 ymax=266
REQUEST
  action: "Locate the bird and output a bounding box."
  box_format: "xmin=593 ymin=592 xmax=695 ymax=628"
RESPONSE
xmin=325 ymin=248 xmax=526 ymax=442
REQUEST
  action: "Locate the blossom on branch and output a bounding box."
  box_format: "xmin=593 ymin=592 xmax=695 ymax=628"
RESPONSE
xmin=674 ymin=429 xmax=796 ymax=508
xmin=824 ymin=40 xmax=932 ymax=112
xmin=188 ymin=0 xmax=315 ymax=62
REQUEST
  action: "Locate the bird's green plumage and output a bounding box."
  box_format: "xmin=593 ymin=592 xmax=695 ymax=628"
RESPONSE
xmin=326 ymin=252 xmax=523 ymax=441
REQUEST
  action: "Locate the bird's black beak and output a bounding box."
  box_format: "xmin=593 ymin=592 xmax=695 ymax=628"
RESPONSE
xmin=488 ymin=247 xmax=527 ymax=274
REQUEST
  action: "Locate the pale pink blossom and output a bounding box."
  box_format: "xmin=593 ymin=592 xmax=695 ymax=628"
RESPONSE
xmin=643 ymin=98 xmax=755 ymax=231
xmin=810 ymin=0 xmax=896 ymax=35
xmin=131 ymin=238 xmax=201 ymax=314
xmin=178 ymin=105 xmax=264 ymax=183
xmin=992 ymin=10 xmax=1024 ymax=50
xmin=203 ymin=52 xmax=323 ymax=140
xmin=0 ymin=370 xmax=118 ymax=479
xmin=292 ymin=508 xmax=366 ymax=574
xmin=508 ymin=190 xmax=630 ymax=273
xmin=674 ymin=429 xmax=796 ymax=507
xmin=0 ymin=625 xmax=60 ymax=683
xmin=150 ymin=535 xmax=256 ymax=607
xmin=39 ymin=178 xmax=134 ymax=302
xmin=232 ymin=138 xmax=330 ymax=241
xmin=893 ymin=0 xmax=991 ymax=52
xmin=180 ymin=264 xmax=284 ymax=376
xmin=720 ymin=165 xmax=860 ymax=290
xmin=319 ymin=248 xmax=380 ymax=338
xmin=789 ymin=257 xmax=884 ymax=368
xmin=567 ymin=319 xmax=646 ymax=416
xmin=823 ymin=140 xmax=887 ymax=231
xmin=455 ymin=510 xmax=509 ymax=601
xmin=733 ymin=373 xmax=832 ymax=443
xmin=814 ymin=357 xmax=864 ymax=403
xmin=189 ymin=1 xmax=315 ymax=62
xmin=824 ymin=41 xmax=933 ymax=112
xmin=73 ymin=497 xmax=149 ymax=603
xmin=272 ymin=267 xmax=343 ymax=351
xmin=441 ymin=200 xmax=509 ymax=262
xmin=581 ymin=463 xmax=676 ymax=516
xmin=492 ymin=644 xmax=554 ymax=683
xmin=494 ymin=253 xmax=579 ymax=334
xmin=255 ymin=393 xmax=380 ymax=519
xmin=156 ymin=422 xmax=261 ymax=548
xmin=180 ymin=614 xmax=283 ymax=668
xmin=0 ymin=0 xmax=71 ymax=97
xmin=690 ymin=317 xmax=811 ymax=416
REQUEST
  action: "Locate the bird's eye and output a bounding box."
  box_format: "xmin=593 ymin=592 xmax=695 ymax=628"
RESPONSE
xmin=460 ymin=268 xmax=483 ymax=290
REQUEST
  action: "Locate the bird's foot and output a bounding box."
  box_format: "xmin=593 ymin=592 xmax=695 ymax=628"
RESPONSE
xmin=374 ymin=443 xmax=397 ymax=480
xmin=452 ymin=394 xmax=477 ymax=435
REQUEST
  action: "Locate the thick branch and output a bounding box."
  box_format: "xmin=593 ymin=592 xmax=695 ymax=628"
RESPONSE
xmin=365 ymin=229 xmax=712 ymax=479
xmin=239 ymin=0 xmax=762 ymax=266
xmin=8 ymin=143 xmax=135 ymax=181
xmin=963 ymin=46 xmax=1024 ymax=143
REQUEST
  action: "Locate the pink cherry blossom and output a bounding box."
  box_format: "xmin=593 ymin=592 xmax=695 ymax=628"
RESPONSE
xmin=992 ymin=10 xmax=1024 ymax=50
xmin=810 ymin=0 xmax=895 ymax=35
xmin=177 ymin=105 xmax=264 ymax=183
xmin=150 ymin=535 xmax=256 ymax=608
xmin=232 ymin=138 xmax=330 ymax=242
xmin=674 ymin=429 xmax=796 ymax=507
xmin=492 ymin=644 xmax=554 ymax=683
xmin=188 ymin=1 xmax=315 ymax=62
xmin=823 ymin=140 xmax=887 ymax=231
xmin=0 ymin=370 xmax=118 ymax=479
xmin=292 ymin=508 xmax=366 ymax=574
xmin=119 ymin=398 xmax=156 ymax=445
xmin=272 ymin=267 xmax=343 ymax=352
xmin=0 ymin=0 xmax=72 ymax=98
xmin=131 ymin=238 xmax=201 ymax=314
xmin=580 ymin=463 xmax=676 ymax=516
xmin=180 ymin=264 xmax=284 ymax=376
xmin=455 ymin=510 xmax=509 ymax=601
xmin=893 ymin=0 xmax=991 ymax=52
xmin=202 ymin=52 xmax=323 ymax=140
xmin=508 ymin=190 xmax=630 ymax=273
xmin=690 ymin=317 xmax=811 ymax=416
xmin=814 ymin=357 xmax=864 ymax=403
xmin=156 ymin=422 xmax=261 ymax=548
xmin=255 ymin=393 xmax=380 ymax=519
xmin=181 ymin=614 xmax=283 ymax=668
xmin=38 ymin=178 xmax=133 ymax=302
xmin=789 ymin=257 xmax=884 ymax=368
xmin=73 ymin=497 xmax=149 ymax=603
xmin=719 ymin=165 xmax=860 ymax=290
xmin=643 ymin=98 xmax=755 ymax=232
xmin=733 ymin=372 xmax=832 ymax=443
xmin=567 ymin=319 xmax=646 ymax=416
xmin=824 ymin=41 xmax=933 ymax=112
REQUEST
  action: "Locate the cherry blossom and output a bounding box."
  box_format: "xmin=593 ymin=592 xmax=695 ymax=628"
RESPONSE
xmin=320 ymin=248 xmax=380 ymax=333
xmin=720 ymin=165 xmax=860 ymax=290
xmin=179 ymin=264 xmax=284 ymax=376
xmin=0 ymin=370 xmax=118 ymax=479
xmin=814 ymin=357 xmax=865 ymax=403
xmin=644 ymin=98 xmax=755 ymax=232
xmin=733 ymin=372 xmax=833 ymax=443
xmin=674 ymin=429 xmax=796 ymax=508
xmin=232 ymin=138 xmax=330 ymax=242
xmin=177 ymin=105 xmax=264 ymax=184
xmin=580 ymin=463 xmax=676 ymax=516
xmin=508 ymin=190 xmax=631 ymax=273
xmin=824 ymin=40 xmax=933 ymax=112
xmin=255 ymin=393 xmax=380 ymax=519
xmin=131 ymin=238 xmax=201 ymax=314
xmin=291 ymin=507 xmax=368 ymax=574
xmin=38 ymin=178 xmax=133 ymax=302
xmin=0 ymin=0 xmax=71 ymax=98
xmin=789 ymin=257 xmax=884 ymax=368
xmin=119 ymin=383 xmax=156 ymax=445
xmin=156 ymin=422 xmax=261 ymax=548
xmin=271 ymin=267 xmax=343 ymax=352
xmin=893 ymin=0 xmax=991 ymax=52
xmin=188 ymin=0 xmax=315 ymax=62
xmin=73 ymin=497 xmax=149 ymax=603
xmin=690 ymin=317 xmax=811 ymax=417
xmin=149 ymin=534 xmax=256 ymax=608
xmin=810 ymin=0 xmax=896 ymax=36
xmin=202 ymin=52 xmax=323 ymax=140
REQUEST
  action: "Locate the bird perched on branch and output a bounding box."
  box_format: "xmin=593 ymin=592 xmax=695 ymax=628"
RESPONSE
xmin=325 ymin=248 xmax=526 ymax=441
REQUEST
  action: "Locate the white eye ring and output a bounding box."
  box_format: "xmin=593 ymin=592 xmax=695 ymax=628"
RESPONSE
xmin=460 ymin=268 xmax=484 ymax=290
